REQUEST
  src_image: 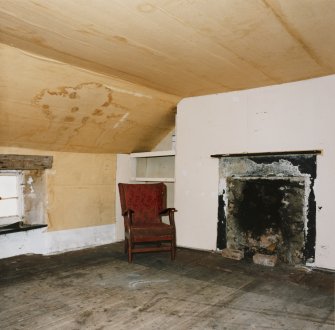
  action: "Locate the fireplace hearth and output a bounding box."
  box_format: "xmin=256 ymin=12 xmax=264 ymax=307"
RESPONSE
xmin=212 ymin=151 xmax=321 ymax=265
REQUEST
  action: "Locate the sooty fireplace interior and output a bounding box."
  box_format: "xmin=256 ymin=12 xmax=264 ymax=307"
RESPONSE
xmin=212 ymin=150 xmax=321 ymax=265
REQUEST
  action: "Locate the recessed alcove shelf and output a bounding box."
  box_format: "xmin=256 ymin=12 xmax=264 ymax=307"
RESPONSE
xmin=129 ymin=150 xmax=175 ymax=207
xmin=130 ymin=150 xmax=175 ymax=183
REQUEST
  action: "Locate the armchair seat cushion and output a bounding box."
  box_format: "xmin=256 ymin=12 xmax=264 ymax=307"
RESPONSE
xmin=130 ymin=223 xmax=174 ymax=238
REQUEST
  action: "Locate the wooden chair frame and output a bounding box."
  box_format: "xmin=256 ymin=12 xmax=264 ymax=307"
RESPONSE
xmin=118 ymin=183 xmax=177 ymax=263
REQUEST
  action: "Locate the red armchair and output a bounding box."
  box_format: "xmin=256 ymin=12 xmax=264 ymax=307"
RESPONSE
xmin=118 ymin=183 xmax=177 ymax=262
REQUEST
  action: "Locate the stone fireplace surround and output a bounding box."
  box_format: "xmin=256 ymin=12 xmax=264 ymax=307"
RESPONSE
xmin=212 ymin=150 xmax=321 ymax=265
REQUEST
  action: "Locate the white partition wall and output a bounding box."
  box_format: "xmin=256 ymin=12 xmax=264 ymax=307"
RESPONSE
xmin=175 ymin=75 xmax=335 ymax=270
xmin=115 ymin=154 xmax=131 ymax=241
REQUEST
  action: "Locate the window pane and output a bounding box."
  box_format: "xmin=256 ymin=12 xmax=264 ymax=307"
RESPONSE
xmin=0 ymin=175 xmax=18 ymax=197
xmin=0 ymin=175 xmax=19 ymax=218
xmin=0 ymin=199 xmax=18 ymax=217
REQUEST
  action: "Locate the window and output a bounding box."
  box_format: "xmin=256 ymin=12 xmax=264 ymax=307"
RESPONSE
xmin=0 ymin=172 xmax=23 ymax=225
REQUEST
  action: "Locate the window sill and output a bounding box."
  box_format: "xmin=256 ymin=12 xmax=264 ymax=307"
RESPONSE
xmin=0 ymin=222 xmax=47 ymax=235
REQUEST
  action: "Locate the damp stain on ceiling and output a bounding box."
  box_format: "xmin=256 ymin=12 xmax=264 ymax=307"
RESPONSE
xmin=0 ymin=0 xmax=334 ymax=153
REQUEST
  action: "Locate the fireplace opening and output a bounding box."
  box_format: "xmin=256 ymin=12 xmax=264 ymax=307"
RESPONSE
xmin=213 ymin=151 xmax=320 ymax=266
xmin=227 ymin=177 xmax=305 ymax=264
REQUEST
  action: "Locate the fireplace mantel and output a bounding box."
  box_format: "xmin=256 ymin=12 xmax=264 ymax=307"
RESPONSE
xmin=211 ymin=150 xmax=322 ymax=158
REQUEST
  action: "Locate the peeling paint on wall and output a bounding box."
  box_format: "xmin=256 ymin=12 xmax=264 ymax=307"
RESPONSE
xmin=22 ymin=170 xmax=47 ymax=225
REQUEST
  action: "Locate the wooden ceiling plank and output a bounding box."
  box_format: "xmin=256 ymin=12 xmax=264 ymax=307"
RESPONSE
xmin=0 ymin=43 xmax=179 ymax=153
xmin=1 ymin=0 xmax=277 ymax=95
xmin=265 ymin=0 xmax=335 ymax=72
xmin=1 ymin=0 xmax=334 ymax=152
xmin=154 ymin=0 xmax=331 ymax=83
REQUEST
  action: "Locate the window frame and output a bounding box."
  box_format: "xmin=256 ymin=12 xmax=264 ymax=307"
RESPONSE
xmin=0 ymin=171 xmax=24 ymax=225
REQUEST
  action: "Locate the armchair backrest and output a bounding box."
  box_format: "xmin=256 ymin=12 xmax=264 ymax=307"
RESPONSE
xmin=118 ymin=183 xmax=167 ymax=224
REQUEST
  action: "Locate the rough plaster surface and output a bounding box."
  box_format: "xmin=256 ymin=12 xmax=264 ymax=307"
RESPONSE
xmin=22 ymin=170 xmax=47 ymax=225
xmin=0 ymin=147 xmax=117 ymax=231
xmin=175 ymin=75 xmax=335 ymax=270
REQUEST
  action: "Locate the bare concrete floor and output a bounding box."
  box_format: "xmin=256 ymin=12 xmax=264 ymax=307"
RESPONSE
xmin=0 ymin=242 xmax=334 ymax=330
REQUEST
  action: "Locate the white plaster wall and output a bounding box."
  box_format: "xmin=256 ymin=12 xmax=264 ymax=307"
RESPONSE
xmin=115 ymin=154 xmax=132 ymax=241
xmin=0 ymin=224 xmax=115 ymax=259
xmin=175 ymin=75 xmax=335 ymax=270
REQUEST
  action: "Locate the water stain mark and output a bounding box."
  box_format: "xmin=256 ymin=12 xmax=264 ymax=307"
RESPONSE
xmin=64 ymin=116 xmax=75 ymax=122
xmin=69 ymin=92 xmax=77 ymax=99
xmin=29 ymin=36 xmax=47 ymax=47
xmin=31 ymin=82 xmax=130 ymax=146
xmin=93 ymin=109 xmax=104 ymax=116
xmin=81 ymin=117 xmax=89 ymax=124
xmin=42 ymin=108 xmax=53 ymax=119
xmin=32 ymin=82 xmax=115 ymax=112
xmin=102 ymin=92 xmax=113 ymax=107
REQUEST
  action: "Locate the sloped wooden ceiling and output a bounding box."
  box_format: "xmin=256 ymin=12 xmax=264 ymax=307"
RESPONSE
xmin=1 ymin=0 xmax=335 ymax=153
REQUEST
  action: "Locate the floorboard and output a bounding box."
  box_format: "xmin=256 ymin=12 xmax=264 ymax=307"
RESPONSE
xmin=0 ymin=242 xmax=334 ymax=329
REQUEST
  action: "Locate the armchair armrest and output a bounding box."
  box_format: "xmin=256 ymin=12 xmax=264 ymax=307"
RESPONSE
xmin=159 ymin=208 xmax=177 ymax=216
xmin=159 ymin=208 xmax=177 ymax=226
xmin=122 ymin=208 xmax=134 ymax=227
xmin=122 ymin=208 xmax=134 ymax=216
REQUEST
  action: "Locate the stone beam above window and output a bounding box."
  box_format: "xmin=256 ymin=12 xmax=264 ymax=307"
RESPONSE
xmin=0 ymin=155 xmax=53 ymax=170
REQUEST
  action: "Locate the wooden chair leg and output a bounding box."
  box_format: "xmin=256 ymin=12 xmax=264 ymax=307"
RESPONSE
xmin=124 ymin=238 xmax=128 ymax=254
xmin=128 ymin=239 xmax=133 ymax=263
xmin=171 ymin=237 xmax=176 ymax=260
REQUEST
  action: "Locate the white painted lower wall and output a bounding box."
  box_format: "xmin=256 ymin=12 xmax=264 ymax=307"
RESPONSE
xmin=0 ymin=224 xmax=116 ymax=259
xmin=115 ymin=154 xmax=131 ymax=241
xmin=175 ymin=75 xmax=335 ymax=270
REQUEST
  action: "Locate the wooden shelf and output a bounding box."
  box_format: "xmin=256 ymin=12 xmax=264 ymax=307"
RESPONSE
xmin=129 ymin=149 xmax=175 ymax=206
xmin=130 ymin=150 xmax=175 ymax=185
xmin=131 ymin=177 xmax=175 ymax=183
xmin=130 ymin=150 xmax=175 ymax=158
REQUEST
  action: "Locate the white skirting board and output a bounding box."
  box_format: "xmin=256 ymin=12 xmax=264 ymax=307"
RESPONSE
xmin=0 ymin=224 xmax=116 ymax=259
